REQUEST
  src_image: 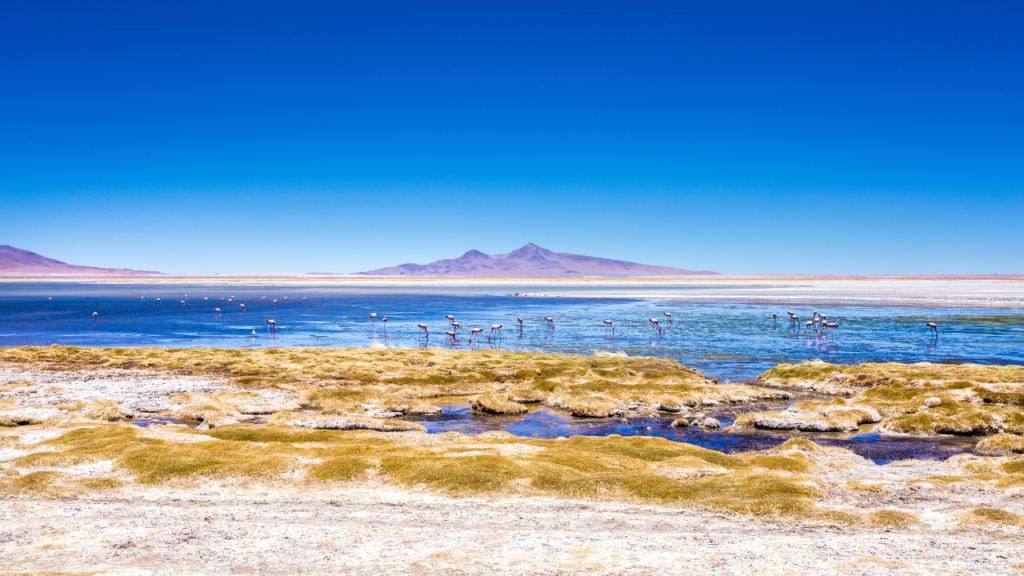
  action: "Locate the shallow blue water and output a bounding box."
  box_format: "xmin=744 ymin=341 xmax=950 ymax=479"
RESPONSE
xmin=405 ymin=403 xmax=976 ymax=464
xmin=2 ymin=282 xmax=1022 ymax=380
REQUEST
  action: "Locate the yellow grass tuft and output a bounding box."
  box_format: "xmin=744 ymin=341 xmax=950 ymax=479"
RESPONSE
xmin=471 ymin=393 xmax=528 ymax=414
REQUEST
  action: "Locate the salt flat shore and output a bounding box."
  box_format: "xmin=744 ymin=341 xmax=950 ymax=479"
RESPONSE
xmin=4 ymin=277 xmax=1023 ymax=307
xmin=2 ymin=481 xmax=1022 ymax=575
xmin=2 ymin=350 xmax=1024 ymax=574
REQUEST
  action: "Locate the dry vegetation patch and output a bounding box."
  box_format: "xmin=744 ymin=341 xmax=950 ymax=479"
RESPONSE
xmin=739 ymin=361 xmax=1024 ymax=437
xmin=0 ymin=346 xmax=790 ymax=423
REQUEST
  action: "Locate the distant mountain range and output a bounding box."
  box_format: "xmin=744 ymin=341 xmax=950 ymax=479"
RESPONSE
xmin=0 ymin=245 xmax=163 ymax=277
xmin=360 ymin=243 xmax=717 ymax=277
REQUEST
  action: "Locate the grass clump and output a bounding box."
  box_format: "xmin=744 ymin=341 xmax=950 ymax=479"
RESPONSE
xmin=960 ymin=508 xmax=1024 ymax=528
xmin=471 ymin=393 xmax=528 ymax=415
xmin=843 ymin=479 xmax=887 ymax=493
xmin=975 ymin=433 xmax=1024 ymax=456
xmin=865 ymin=509 xmax=919 ymax=529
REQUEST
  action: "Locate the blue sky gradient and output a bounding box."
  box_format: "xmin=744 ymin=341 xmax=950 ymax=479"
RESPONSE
xmin=1 ymin=1 xmax=1022 ymax=274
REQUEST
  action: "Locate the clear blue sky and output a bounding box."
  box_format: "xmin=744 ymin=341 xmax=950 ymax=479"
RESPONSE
xmin=1 ymin=1 xmax=1021 ymax=275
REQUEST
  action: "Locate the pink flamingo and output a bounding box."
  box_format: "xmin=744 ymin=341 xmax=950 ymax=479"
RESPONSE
xmin=203 ymin=297 xmax=208 ymax=302
xmin=418 ymin=324 xmax=429 ymax=338
xmin=445 ymin=315 xmax=455 ymax=326
xmin=382 ymin=316 xmax=388 ymax=334
xmin=140 ymin=296 xmax=145 ymax=302
xmin=603 ymin=319 xmax=614 ymax=334
xmin=181 ymin=300 xmax=186 ymax=307
xmin=772 ymin=313 xmax=777 ymax=326
xmin=649 ymin=318 xmax=661 ymax=334
xmin=452 ymin=322 xmax=463 ymax=333
xmin=220 ymin=298 xmax=224 ymax=303
xmin=266 ymin=320 xmax=277 ymax=332
xmin=445 ymin=330 xmax=458 ymax=344
xmin=92 ymin=311 xmax=98 ymax=322
xmin=469 ymin=328 xmax=484 ymax=343
xmin=805 ymin=320 xmax=813 ymax=333
xmin=48 ymin=297 xmax=53 ymax=301
xmin=545 ymin=317 xmax=554 ymax=329
xmin=273 ymin=299 xmax=278 ymax=305
xmin=156 ymin=298 xmax=161 ymax=304
xmin=284 ymin=297 xmax=289 ymax=301
xmin=488 ymin=324 xmax=503 ymax=341
xmin=369 ymin=313 xmax=377 ymax=326
xmin=240 ymin=304 xmax=246 ymax=313
xmin=215 ymin=308 xmax=221 ymax=315
xmin=262 ymin=297 xmax=267 ymax=301
xmin=517 ymin=317 xmax=524 ymax=331
xmin=663 ymin=312 xmax=672 ymax=324
xmin=927 ymin=322 xmax=937 ymax=337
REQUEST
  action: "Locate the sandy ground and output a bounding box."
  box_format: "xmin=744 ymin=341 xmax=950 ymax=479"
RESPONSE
xmin=1 ymin=479 xmax=1022 ymax=575
xmin=6 ymin=277 xmax=1022 ymax=307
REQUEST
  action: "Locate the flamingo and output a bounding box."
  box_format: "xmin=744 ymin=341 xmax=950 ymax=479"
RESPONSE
xmin=92 ymin=312 xmax=98 ymax=322
xmin=252 ymin=330 xmax=257 ymax=338
xmin=452 ymin=322 xmax=463 ymax=333
xmin=444 ymin=330 xmax=458 ymax=344
xmin=203 ymin=297 xmax=208 ymax=302
xmin=262 ymin=297 xmax=267 ymax=301
xmin=220 ymin=298 xmax=224 ymax=304
xmin=301 ymin=297 xmax=306 ymax=302
xmin=382 ymin=316 xmax=388 ymax=334
xmin=445 ymin=315 xmax=455 ymax=326
xmin=469 ymin=327 xmax=484 ymax=343
xmin=418 ymin=324 xmax=429 ymax=338
xmin=140 ymin=296 xmax=145 ymax=302
xmin=240 ymin=304 xmax=246 ymax=313
xmin=772 ymin=313 xmax=777 ymax=326
xmin=927 ymin=322 xmax=938 ymax=337
xmin=517 ymin=317 xmax=524 ymax=331
xmin=545 ymin=317 xmax=554 ymax=329
xmin=156 ymin=298 xmax=161 ymax=304
xmin=369 ymin=313 xmax=377 ymax=326
xmin=649 ymin=318 xmax=661 ymax=334
xmin=48 ymin=297 xmax=53 ymax=301
xmin=215 ymin=308 xmax=221 ymax=315
xmin=266 ymin=320 xmax=277 ymax=332
xmin=181 ymin=300 xmax=186 ymax=306
xmin=284 ymin=297 xmax=289 ymax=301
xmin=663 ymin=312 xmax=672 ymax=324
xmin=488 ymin=324 xmax=503 ymax=341
xmin=603 ymin=319 xmax=614 ymax=334
xmin=805 ymin=320 xmax=813 ymax=333
xmin=273 ymin=299 xmax=278 ymax=305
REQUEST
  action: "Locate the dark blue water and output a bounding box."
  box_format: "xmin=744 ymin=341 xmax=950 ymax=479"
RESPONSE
xmin=404 ymin=403 xmax=977 ymax=464
xmin=2 ymin=282 xmax=1022 ymax=380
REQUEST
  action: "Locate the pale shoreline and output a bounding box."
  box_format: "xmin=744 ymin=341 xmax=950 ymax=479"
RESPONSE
xmin=3 ymin=277 xmax=1023 ymax=308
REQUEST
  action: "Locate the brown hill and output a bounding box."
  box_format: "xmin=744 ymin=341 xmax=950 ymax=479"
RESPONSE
xmin=0 ymin=245 xmax=163 ymax=277
xmin=360 ymin=243 xmax=717 ymax=277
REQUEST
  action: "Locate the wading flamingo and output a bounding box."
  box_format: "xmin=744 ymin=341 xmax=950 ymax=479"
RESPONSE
xmin=663 ymin=312 xmax=672 ymax=324
xmin=92 ymin=312 xmax=98 ymax=322
xmin=772 ymin=313 xmax=777 ymax=327
xmin=927 ymin=322 xmax=938 ymax=337
xmin=48 ymin=297 xmax=53 ymax=301
xmin=418 ymin=324 xmax=429 ymax=338
xmin=141 ymin=296 xmax=145 ymax=302
xmin=240 ymin=304 xmax=246 ymax=313
xmin=517 ymin=317 xmax=524 ymax=331
xmin=545 ymin=317 xmax=554 ymax=329
xmin=445 ymin=315 xmax=455 ymax=326
xmin=603 ymin=319 xmax=614 ymax=334
xmin=181 ymin=300 xmax=186 ymax=306
xmin=262 ymin=297 xmax=266 ymax=301
xmin=156 ymin=298 xmax=161 ymax=304
xmin=445 ymin=330 xmax=458 ymax=344
xmin=203 ymin=297 xmax=208 ymax=302
xmin=488 ymin=324 xmax=503 ymax=342
xmin=382 ymin=316 xmax=388 ymax=334
xmin=284 ymin=297 xmax=289 ymax=301
xmin=649 ymin=318 xmax=661 ymax=334
xmin=272 ymin=300 xmax=278 ymax=304
xmin=805 ymin=320 xmax=813 ymax=333
xmin=266 ymin=320 xmax=277 ymax=332
xmin=369 ymin=313 xmax=377 ymax=326
xmin=215 ymin=308 xmax=221 ymax=315
xmin=469 ymin=328 xmax=484 ymax=343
